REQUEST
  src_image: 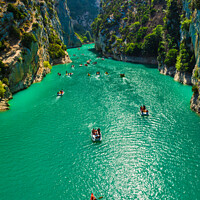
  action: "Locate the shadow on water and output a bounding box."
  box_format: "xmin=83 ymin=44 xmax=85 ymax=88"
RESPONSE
xmin=88 ymin=48 xmax=102 ymax=57
xmin=88 ymin=48 xmax=158 ymax=69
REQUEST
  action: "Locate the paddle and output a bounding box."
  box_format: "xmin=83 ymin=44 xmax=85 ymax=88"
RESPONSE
xmin=98 ymin=197 xmax=103 ymax=199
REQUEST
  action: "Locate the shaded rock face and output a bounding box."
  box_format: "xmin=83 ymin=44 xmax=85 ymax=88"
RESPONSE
xmin=55 ymin=0 xmax=82 ymax=48
xmin=67 ymin=0 xmax=100 ymax=34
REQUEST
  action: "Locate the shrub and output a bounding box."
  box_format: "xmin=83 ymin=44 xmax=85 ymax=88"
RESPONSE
xmin=48 ymin=44 xmax=65 ymax=59
xmin=9 ymin=26 xmax=21 ymax=39
xmin=0 ymin=81 xmax=6 ymax=98
xmin=142 ymin=15 xmax=149 ymax=25
xmin=7 ymin=3 xmax=25 ymax=20
xmin=181 ymin=18 xmax=192 ymax=32
xmin=21 ymin=32 xmax=37 ymax=49
xmin=192 ymin=85 xmax=199 ymax=94
xmin=2 ymin=77 xmax=9 ymax=85
xmin=0 ymin=60 xmax=5 ymax=68
xmin=164 ymin=49 xmax=178 ymax=67
xmin=175 ymin=40 xmax=195 ymax=72
xmin=125 ymin=43 xmax=142 ymax=56
xmin=0 ymin=40 xmax=6 ymax=51
xmin=43 ymin=61 xmax=52 ymax=69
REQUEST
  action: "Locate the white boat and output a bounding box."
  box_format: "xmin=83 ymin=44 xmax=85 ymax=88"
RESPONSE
xmin=91 ymin=131 xmax=102 ymax=142
xmin=140 ymin=110 xmax=149 ymax=116
xmin=57 ymin=91 xmax=64 ymax=96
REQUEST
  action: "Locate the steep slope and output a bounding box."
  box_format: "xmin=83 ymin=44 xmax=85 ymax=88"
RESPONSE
xmin=0 ymin=0 xmax=78 ymax=110
xmin=91 ymin=0 xmax=166 ymax=64
xmin=67 ymin=0 xmax=100 ymax=43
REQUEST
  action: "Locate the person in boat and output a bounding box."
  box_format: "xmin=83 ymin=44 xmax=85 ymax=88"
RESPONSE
xmin=91 ymin=193 xmax=96 ymax=200
xmin=88 ymin=73 xmax=91 ymax=76
xmin=97 ymin=128 xmax=100 ymax=135
xmin=105 ymin=72 xmax=108 ymax=75
xmin=92 ymin=128 xmax=95 ymax=135
xmin=143 ymin=105 xmax=146 ymax=111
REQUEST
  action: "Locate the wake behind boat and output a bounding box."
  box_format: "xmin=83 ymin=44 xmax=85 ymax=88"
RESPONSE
xmin=91 ymin=128 xmax=102 ymax=142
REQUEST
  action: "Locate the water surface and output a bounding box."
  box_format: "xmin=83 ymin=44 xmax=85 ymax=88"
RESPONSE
xmin=0 ymin=44 xmax=200 ymax=199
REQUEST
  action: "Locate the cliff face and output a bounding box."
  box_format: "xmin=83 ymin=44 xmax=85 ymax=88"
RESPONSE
xmin=55 ymin=0 xmax=81 ymax=48
xmin=67 ymin=0 xmax=100 ymax=35
xmin=0 ymin=0 xmax=74 ymax=110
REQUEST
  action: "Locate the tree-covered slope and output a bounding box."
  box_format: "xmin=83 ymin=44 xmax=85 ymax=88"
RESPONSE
xmin=91 ymin=0 xmax=166 ymax=60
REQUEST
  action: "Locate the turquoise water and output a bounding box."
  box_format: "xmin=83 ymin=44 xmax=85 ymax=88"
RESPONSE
xmin=0 ymin=44 xmax=200 ymax=199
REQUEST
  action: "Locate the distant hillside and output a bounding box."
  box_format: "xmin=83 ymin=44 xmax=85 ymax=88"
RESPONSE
xmin=67 ymin=0 xmax=100 ymax=43
xmin=91 ymin=0 xmax=166 ymax=62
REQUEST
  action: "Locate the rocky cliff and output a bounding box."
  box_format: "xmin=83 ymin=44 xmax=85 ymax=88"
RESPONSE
xmin=55 ymin=0 xmax=82 ymax=48
xmin=67 ymin=0 xmax=100 ymax=37
xmin=0 ymin=0 xmax=78 ymax=111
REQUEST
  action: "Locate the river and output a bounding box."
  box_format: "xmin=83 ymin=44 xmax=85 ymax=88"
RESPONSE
xmin=0 ymin=44 xmax=200 ymax=199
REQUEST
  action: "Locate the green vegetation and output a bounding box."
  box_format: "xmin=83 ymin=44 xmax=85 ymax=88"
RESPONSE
xmin=2 ymin=78 xmax=9 ymax=86
xmin=0 ymin=81 xmax=6 ymax=98
xmin=192 ymin=85 xmax=199 ymax=94
xmin=43 ymin=61 xmax=52 ymax=69
xmin=9 ymin=26 xmax=21 ymax=39
xmin=75 ymin=31 xmax=93 ymax=43
xmin=7 ymin=3 xmax=26 ymax=20
xmin=0 ymin=60 xmax=5 ymax=68
xmin=175 ymin=39 xmax=195 ymax=72
xmin=164 ymin=49 xmax=178 ymax=67
xmin=21 ymin=32 xmax=37 ymax=49
xmin=92 ymin=0 xmax=165 ymax=57
xmin=48 ymin=31 xmax=66 ymax=59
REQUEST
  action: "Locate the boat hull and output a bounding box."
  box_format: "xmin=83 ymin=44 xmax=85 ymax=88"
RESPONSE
xmin=91 ymin=132 xmax=102 ymax=142
xmin=140 ymin=111 xmax=149 ymax=116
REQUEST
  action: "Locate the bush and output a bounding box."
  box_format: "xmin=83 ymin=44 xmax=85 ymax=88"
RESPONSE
xmin=164 ymin=49 xmax=178 ymax=67
xmin=181 ymin=18 xmax=192 ymax=32
xmin=0 ymin=81 xmax=6 ymax=98
xmin=192 ymin=85 xmax=199 ymax=94
xmin=7 ymin=3 xmax=25 ymax=20
xmin=9 ymin=26 xmax=21 ymax=39
xmin=125 ymin=43 xmax=142 ymax=56
xmin=0 ymin=60 xmax=5 ymax=68
xmin=21 ymin=32 xmax=37 ymax=49
xmin=2 ymin=77 xmax=9 ymax=85
xmin=142 ymin=15 xmax=149 ymax=25
xmin=175 ymin=40 xmax=195 ymax=72
xmin=43 ymin=61 xmax=52 ymax=69
xmin=0 ymin=41 xmax=6 ymax=51
xmin=48 ymin=44 xmax=65 ymax=59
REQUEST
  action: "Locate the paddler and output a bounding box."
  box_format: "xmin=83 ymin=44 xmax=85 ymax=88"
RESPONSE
xmin=90 ymin=193 xmax=96 ymax=200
